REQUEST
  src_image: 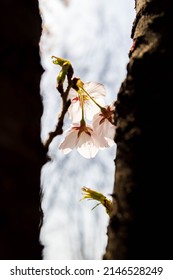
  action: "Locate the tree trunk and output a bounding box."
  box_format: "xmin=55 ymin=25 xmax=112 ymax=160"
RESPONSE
xmin=0 ymin=0 xmax=45 ymax=259
xmin=104 ymin=0 xmax=173 ymax=259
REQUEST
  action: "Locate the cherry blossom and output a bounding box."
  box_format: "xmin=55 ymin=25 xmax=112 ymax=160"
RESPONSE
xmin=59 ymin=122 xmax=108 ymax=159
xmin=92 ymin=105 xmax=116 ymax=147
xmin=68 ymin=81 xmax=106 ymax=122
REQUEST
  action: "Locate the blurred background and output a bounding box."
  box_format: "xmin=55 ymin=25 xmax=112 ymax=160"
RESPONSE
xmin=39 ymin=0 xmax=135 ymax=259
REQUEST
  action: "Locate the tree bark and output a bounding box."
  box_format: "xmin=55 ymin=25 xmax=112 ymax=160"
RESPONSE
xmin=104 ymin=0 xmax=173 ymax=259
xmin=0 ymin=0 xmax=45 ymax=259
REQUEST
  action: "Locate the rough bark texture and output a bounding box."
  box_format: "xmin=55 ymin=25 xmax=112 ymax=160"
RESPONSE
xmin=0 ymin=1 xmax=44 ymax=259
xmin=104 ymin=0 xmax=173 ymax=259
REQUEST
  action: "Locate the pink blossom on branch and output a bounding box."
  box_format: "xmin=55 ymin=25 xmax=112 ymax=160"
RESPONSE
xmin=92 ymin=105 xmax=116 ymax=147
xmin=59 ymin=123 xmax=109 ymax=159
xmin=68 ymin=81 xmax=106 ymax=123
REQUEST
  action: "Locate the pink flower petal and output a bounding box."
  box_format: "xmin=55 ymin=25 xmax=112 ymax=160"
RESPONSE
xmin=68 ymin=88 xmax=77 ymax=99
xmin=84 ymin=82 xmax=106 ymax=98
xmin=68 ymin=82 xmax=106 ymax=122
xmin=92 ymin=112 xmax=115 ymax=147
xmin=59 ymin=127 xmax=78 ymax=154
xmin=68 ymin=101 xmax=82 ymax=123
xmin=76 ymin=131 xmax=99 ymax=158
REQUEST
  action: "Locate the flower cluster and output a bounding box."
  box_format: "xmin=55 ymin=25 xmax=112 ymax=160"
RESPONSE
xmin=59 ymin=78 xmax=116 ymax=158
xmin=48 ymin=57 xmax=116 ymax=216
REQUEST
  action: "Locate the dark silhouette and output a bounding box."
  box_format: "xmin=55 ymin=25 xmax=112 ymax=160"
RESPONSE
xmin=104 ymin=0 xmax=173 ymax=259
xmin=0 ymin=0 xmax=45 ymax=259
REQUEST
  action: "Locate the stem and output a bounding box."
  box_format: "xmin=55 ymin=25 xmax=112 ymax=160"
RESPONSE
xmin=80 ymin=95 xmax=86 ymax=126
xmin=81 ymin=87 xmax=104 ymax=110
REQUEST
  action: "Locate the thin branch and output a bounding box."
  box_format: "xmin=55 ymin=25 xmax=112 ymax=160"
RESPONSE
xmin=44 ymin=63 xmax=74 ymax=152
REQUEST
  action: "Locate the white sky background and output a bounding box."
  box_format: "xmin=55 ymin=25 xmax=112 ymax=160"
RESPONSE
xmin=38 ymin=0 xmax=135 ymax=259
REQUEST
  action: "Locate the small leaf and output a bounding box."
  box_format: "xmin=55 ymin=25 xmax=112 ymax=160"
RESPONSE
xmin=81 ymin=187 xmax=113 ymax=215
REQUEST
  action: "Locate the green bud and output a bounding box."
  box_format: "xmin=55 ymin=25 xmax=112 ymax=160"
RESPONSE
xmin=52 ymin=56 xmax=70 ymax=67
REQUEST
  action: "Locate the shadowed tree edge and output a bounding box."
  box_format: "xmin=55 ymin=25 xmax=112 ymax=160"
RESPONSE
xmin=0 ymin=0 xmax=45 ymax=259
xmin=104 ymin=0 xmax=173 ymax=260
